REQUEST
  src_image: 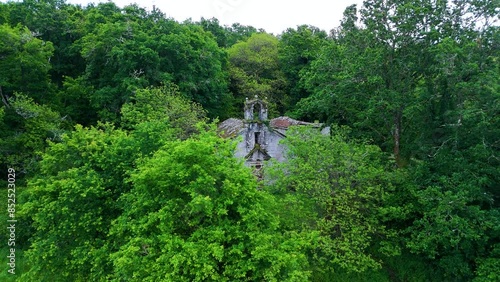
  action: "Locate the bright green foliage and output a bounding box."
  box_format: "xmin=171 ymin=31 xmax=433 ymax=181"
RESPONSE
xmin=228 ymin=33 xmax=287 ymax=115
xmin=121 ymin=84 xmax=207 ymax=139
xmin=109 ymin=128 xmax=312 ymax=281
xmin=197 ymin=17 xmax=229 ymax=48
xmin=266 ymin=126 xmax=397 ymax=273
xmin=20 ymin=124 xmax=141 ymax=281
xmin=1 ymin=0 xmax=498 ymax=280
xmin=19 ymin=85 xmax=212 ymax=280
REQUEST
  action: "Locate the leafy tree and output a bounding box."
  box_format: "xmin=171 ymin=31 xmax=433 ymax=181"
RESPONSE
xmin=109 ymin=127 xmax=313 ymax=281
xmin=120 ymin=84 xmax=207 ymax=139
xmin=474 ymin=245 xmax=500 ymax=282
xmin=401 ymin=149 xmax=500 ymax=280
xmin=155 ymin=23 xmax=232 ymax=118
xmin=0 ymin=94 xmax=64 ymax=177
xmin=9 ymin=0 xmax=86 ymax=85
xmin=73 ymin=6 xmax=231 ymax=121
xmin=0 ymin=23 xmax=55 ymax=104
xmin=278 ymin=25 xmax=327 ymax=110
xmin=225 ymin=22 xmax=260 ymax=46
xmin=198 ymin=17 xmax=229 ymax=48
xmin=266 ymin=126 xmax=398 ymax=273
xmin=20 ymin=123 xmax=141 ymax=281
xmin=75 ymin=19 xmax=159 ymax=121
xmin=228 ymin=32 xmax=287 ymax=115
xmin=19 ymin=85 xmax=207 ymax=280
xmin=297 ymin=0 xmax=498 ymax=166
xmin=57 ymin=76 xmax=97 ymax=125
xmin=1 ymin=0 xmax=497 ymax=280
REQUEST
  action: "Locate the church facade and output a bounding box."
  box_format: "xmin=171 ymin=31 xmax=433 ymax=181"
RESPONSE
xmin=218 ymin=96 xmax=328 ymax=176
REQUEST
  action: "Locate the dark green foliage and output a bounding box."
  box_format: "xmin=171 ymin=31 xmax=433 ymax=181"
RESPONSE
xmin=1 ymin=0 xmax=498 ymax=280
xmin=17 ymin=81 xmax=312 ymax=280
xmin=0 ymin=24 xmax=55 ymax=104
xmin=401 ymin=149 xmax=500 ymax=280
xmin=278 ymin=25 xmax=327 ymax=111
xmin=1 ymin=0 xmax=232 ymax=124
xmin=0 ymin=94 xmax=64 ymax=177
xmin=74 ymin=7 xmax=231 ymax=121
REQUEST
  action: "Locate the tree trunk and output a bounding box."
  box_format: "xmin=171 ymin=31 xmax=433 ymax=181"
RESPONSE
xmin=0 ymin=86 xmax=10 ymax=107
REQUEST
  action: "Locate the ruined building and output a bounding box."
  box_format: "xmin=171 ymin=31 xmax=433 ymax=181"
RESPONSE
xmin=218 ymin=96 xmax=328 ymax=176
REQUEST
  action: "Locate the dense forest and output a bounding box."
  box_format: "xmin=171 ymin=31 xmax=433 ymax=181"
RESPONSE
xmin=0 ymin=0 xmax=498 ymax=281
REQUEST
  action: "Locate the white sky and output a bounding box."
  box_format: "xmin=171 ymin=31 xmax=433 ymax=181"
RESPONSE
xmin=63 ymin=0 xmax=365 ymax=34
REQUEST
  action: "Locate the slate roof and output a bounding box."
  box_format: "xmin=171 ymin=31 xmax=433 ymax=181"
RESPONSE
xmin=218 ymin=116 xmax=322 ymax=138
xmin=218 ymin=118 xmax=245 ymax=138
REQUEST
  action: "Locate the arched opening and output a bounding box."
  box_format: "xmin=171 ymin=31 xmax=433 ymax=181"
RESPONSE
xmin=253 ymin=103 xmax=261 ymax=120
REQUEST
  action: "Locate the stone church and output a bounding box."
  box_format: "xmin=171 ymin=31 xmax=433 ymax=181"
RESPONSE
xmin=218 ymin=96 xmax=329 ymax=176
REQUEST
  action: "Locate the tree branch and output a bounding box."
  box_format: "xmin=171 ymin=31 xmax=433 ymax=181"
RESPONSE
xmin=0 ymin=86 xmax=10 ymax=108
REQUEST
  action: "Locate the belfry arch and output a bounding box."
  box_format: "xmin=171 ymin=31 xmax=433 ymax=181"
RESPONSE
xmin=244 ymin=96 xmax=268 ymax=121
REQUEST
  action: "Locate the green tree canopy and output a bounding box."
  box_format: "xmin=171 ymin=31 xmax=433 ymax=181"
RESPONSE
xmin=228 ymin=32 xmax=287 ymax=115
xmin=120 ymin=84 xmax=207 ymax=140
xmin=0 ymin=94 xmax=64 ymax=177
xmin=110 ymin=128 xmax=313 ymax=281
xmin=266 ymin=126 xmax=398 ymax=273
xmin=278 ymin=25 xmax=327 ymax=111
xmin=0 ymin=24 xmax=54 ymax=103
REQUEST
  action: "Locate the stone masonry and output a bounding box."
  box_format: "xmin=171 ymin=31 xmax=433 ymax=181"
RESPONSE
xmin=218 ymin=96 xmax=327 ymax=176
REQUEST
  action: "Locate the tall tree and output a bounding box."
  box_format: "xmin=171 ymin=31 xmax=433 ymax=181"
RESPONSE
xmin=21 ymin=123 xmax=141 ymax=281
xmin=73 ymin=5 xmax=231 ymax=121
xmin=228 ymin=32 xmax=287 ymax=115
xmin=197 ymin=17 xmax=228 ymax=48
xmin=278 ymin=25 xmax=327 ymax=111
xmin=0 ymin=24 xmax=54 ymax=104
xmin=4 ymin=0 xmax=87 ymax=85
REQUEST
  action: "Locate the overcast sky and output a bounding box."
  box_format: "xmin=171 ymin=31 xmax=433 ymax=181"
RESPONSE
xmin=61 ymin=0 xmax=364 ymax=34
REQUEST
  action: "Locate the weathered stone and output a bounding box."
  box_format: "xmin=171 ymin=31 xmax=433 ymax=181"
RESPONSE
xmin=218 ymin=118 xmax=244 ymax=138
xmin=218 ymin=97 xmax=329 ymax=171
